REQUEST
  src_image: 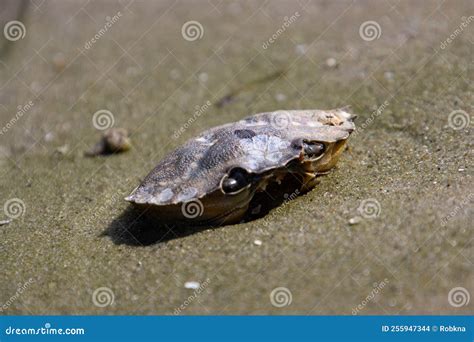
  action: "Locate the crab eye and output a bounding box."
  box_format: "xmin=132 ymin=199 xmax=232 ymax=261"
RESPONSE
xmin=221 ymin=168 xmax=251 ymax=194
xmin=303 ymin=141 xmax=325 ymax=159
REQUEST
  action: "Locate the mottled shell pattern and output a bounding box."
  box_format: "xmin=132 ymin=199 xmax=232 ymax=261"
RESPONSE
xmin=126 ymin=109 xmax=355 ymax=216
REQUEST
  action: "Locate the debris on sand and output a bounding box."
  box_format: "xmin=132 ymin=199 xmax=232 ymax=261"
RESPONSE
xmin=325 ymin=57 xmax=338 ymax=68
xmin=85 ymin=128 xmax=131 ymax=157
xmin=52 ymin=52 xmax=66 ymax=72
xmin=0 ymin=219 xmax=12 ymax=226
xmin=55 ymin=144 xmax=69 ymax=156
xmin=348 ymin=217 xmax=362 ymax=225
xmin=184 ymin=281 xmax=200 ymax=290
xmin=275 ymin=93 xmax=287 ymax=102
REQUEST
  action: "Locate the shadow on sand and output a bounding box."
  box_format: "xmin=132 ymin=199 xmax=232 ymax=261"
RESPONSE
xmin=103 ymin=197 xmax=286 ymax=246
xmin=103 ymin=177 xmax=303 ymax=246
xmin=101 ymin=207 xmax=220 ymax=246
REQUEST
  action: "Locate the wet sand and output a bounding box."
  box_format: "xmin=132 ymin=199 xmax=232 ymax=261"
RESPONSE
xmin=0 ymin=0 xmax=472 ymax=314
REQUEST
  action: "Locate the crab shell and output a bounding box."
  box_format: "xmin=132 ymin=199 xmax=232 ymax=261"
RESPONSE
xmin=125 ymin=109 xmax=356 ymax=225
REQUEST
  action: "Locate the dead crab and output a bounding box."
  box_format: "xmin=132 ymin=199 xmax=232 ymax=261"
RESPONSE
xmin=126 ymin=109 xmax=356 ymax=225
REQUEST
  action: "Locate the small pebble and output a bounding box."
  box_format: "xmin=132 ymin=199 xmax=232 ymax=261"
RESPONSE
xmin=55 ymin=144 xmax=69 ymax=155
xmin=253 ymin=239 xmax=262 ymax=246
xmin=52 ymin=52 xmax=66 ymax=72
xmin=198 ymin=72 xmax=208 ymax=83
xmin=325 ymin=57 xmax=338 ymax=68
xmin=295 ymin=44 xmax=307 ymax=55
xmin=85 ymin=128 xmax=131 ymax=157
xmin=349 ymin=217 xmax=362 ymax=225
xmin=44 ymin=132 xmax=54 ymax=142
xmin=184 ymin=281 xmax=200 ymax=290
xmin=0 ymin=219 xmax=11 ymax=226
xmin=275 ymin=93 xmax=287 ymax=102
xmin=384 ymin=71 xmax=395 ymax=81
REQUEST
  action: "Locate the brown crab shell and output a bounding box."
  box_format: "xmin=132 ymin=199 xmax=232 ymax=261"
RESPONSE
xmin=125 ymin=109 xmax=356 ymax=223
